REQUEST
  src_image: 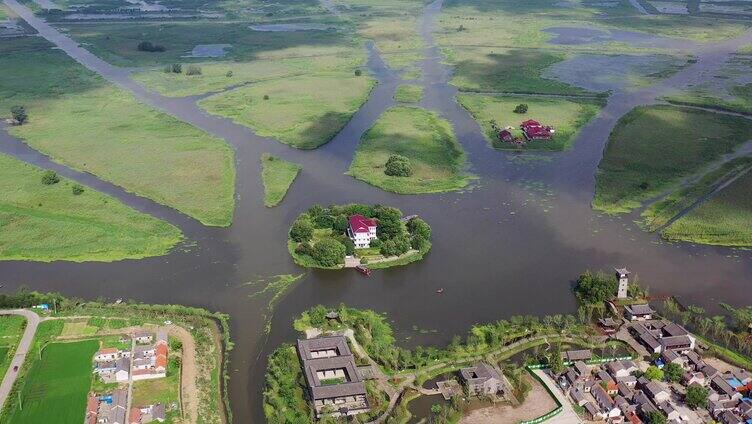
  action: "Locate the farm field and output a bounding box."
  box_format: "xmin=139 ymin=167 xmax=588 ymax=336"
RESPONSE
xmin=260 ymin=154 xmax=301 ymax=207
xmin=132 ymin=358 xmax=181 ymax=422
xmin=0 ymin=154 xmax=183 ymax=262
xmin=593 ymin=105 xmax=752 ymax=214
xmin=349 ymin=106 xmax=471 ymax=194
xmin=3 ymin=340 xmax=99 ymax=424
xmin=200 ymin=73 xmax=375 ymax=149
xmin=662 ymin=170 xmax=752 ymax=246
xmin=457 ymin=94 xmax=602 ymax=151
xmin=1 ymin=37 xmax=235 ymax=227
xmin=394 ymin=84 xmax=423 ymax=103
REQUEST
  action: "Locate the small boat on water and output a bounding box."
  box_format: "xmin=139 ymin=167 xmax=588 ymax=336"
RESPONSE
xmin=355 ymin=265 xmax=371 ymax=276
xmin=436 ymin=288 xmax=444 ymax=294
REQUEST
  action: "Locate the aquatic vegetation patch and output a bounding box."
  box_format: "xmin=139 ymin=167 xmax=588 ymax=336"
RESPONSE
xmin=260 ymin=154 xmax=301 ymax=207
xmin=349 ymin=106 xmax=472 ymax=193
xmin=200 ymin=73 xmax=376 ymax=149
xmin=593 ymin=105 xmax=752 ymax=214
xmin=0 ymin=154 xmax=183 ymax=262
xmin=246 ymin=273 xmax=305 ymax=333
xmin=394 ymin=84 xmax=424 ymax=103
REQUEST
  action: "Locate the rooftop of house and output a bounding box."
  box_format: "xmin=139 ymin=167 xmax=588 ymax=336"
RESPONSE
xmin=297 ymin=336 xmax=366 ymax=401
xmin=625 ymin=303 xmax=655 ymax=315
xmin=97 ymin=348 xmax=119 ymax=355
xmin=564 ymin=349 xmax=592 ymax=361
xmin=460 ymin=362 xmax=501 ymax=384
xmin=615 ymin=267 xmax=630 ymax=276
xmin=349 ymin=214 xmax=377 ymax=234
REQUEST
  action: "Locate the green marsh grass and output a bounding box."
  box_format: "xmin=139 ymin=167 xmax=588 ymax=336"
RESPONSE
xmin=261 ymin=154 xmax=301 ymax=207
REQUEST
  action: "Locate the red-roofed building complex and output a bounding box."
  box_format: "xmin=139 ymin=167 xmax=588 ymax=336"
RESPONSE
xmin=521 ymin=119 xmax=554 ymax=141
xmin=348 ymin=215 xmax=378 ymax=249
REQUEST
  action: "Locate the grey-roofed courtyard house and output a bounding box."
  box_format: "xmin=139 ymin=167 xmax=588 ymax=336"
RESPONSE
xmin=297 ymin=336 xmax=370 ymax=419
xmin=459 ymin=362 xmax=503 ymax=396
xmin=624 ymin=303 xmax=655 ymax=321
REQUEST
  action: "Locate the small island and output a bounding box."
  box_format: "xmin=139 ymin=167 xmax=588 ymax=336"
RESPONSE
xmin=287 ymin=203 xmax=431 ymax=270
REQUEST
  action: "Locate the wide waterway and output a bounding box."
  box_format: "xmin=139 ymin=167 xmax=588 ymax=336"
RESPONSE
xmin=1 ymin=0 xmax=752 ymax=422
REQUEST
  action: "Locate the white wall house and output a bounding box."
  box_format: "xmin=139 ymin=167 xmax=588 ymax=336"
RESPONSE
xmin=347 ymin=215 xmax=377 ymax=249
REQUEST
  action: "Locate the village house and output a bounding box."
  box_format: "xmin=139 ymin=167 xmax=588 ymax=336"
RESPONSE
xmin=131 ymin=404 xmax=166 ymax=423
xmin=297 ymin=336 xmax=370 ymax=418
xmin=520 ymin=119 xmax=554 ymax=141
xmin=134 ymin=332 xmax=153 ymax=344
xmin=132 ymin=329 xmax=168 ymax=381
xmin=459 ymin=362 xmax=503 ymax=396
xmin=624 ymin=303 xmax=655 ymax=321
xmin=347 ymin=215 xmax=378 ymax=249
xmin=606 ymin=360 xmax=638 ymax=379
xmin=97 ymin=389 xmax=128 ymax=424
xmin=563 ymin=349 xmax=592 ymax=363
xmin=94 ymin=357 xmax=130 ymax=383
xmin=498 ymin=129 xmax=514 ymax=143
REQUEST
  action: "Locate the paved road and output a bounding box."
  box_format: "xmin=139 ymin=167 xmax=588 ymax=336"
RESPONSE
xmin=0 ymin=309 xmax=40 ymax=410
xmin=532 ymin=369 xmax=584 ymax=424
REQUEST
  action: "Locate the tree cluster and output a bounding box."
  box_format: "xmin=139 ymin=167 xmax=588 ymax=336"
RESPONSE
xmin=11 ymin=105 xmax=27 ymax=125
xmin=574 ymin=271 xmax=618 ymax=305
xmin=513 ymin=103 xmax=528 ymax=114
xmin=384 ymin=154 xmax=413 ymax=177
xmin=41 ymin=170 xmax=60 ymax=185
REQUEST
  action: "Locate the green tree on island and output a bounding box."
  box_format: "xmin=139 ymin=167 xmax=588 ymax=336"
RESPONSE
xmin=384 ymin=154 xmax=413 ymax=177
xmin=290 ymin=218 xmax=314 ymax=242
xmin=574 ymin=271 xmax=618 ymax=304
xmin=685 ymin=385 xmax=709 ymax=409
xmin=311 ymin=238 xmax=346 ymax=267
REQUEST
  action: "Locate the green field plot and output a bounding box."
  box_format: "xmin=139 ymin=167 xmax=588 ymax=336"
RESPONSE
xmin=593 ymin=105 xmax=752 ymax=214
xmin=457 ymin=94 xmax=601 ymax=151
xmin=261 ymin=154 xmax=301 ymax=207
xmin=132 ymin=358 xmax=180 ymax=416
xmin=0 ymin=154 xmax=182 ymax=262
xmin=200 ymin=74 xmax=375 ymax=149
xmin=662 ymin=170 xmax=752 ymax=246
xmin=349 ymin=106 xmax=471 ymax=194
xmin=394 ymin=84 xmax=423 ymax=103
xmin=60 ymin=320 xmax=98 ymax=337
xmin=0 ymin=315 xmax=26 ymax=370
xmin=132 ymin=53 xmax=365 ymax=97
xmin=1 ymin=37 xmax=235 ymax=226
xmin=4 ymin=340 xmax=98 ymax=424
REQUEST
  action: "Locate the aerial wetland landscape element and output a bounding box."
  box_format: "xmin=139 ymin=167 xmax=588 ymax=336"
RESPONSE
xmin=2 ymin=0 xmax=752 ymax=422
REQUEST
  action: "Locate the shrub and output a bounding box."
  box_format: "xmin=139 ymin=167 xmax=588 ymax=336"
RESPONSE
xmin=384 ymin=154 xmax=413 ymax=177
xmin=574 ymin=271 xmax=617 ymax=304
xmin=41 ymin=170 xmax=60 ymax=185
xmin=457 ymin=24 xmax=466 ymax=31
xmin=663 ymin=362 xmax=683 ymax=383
xmin=294 ymin=242 xmax=312 ymax=256
xmin=333 ymin=215 xmax=349 ymax=234
xmin=513 ymin=104 xmax=528 ymax=114
xmin=186 ymin=65 xmax=202 ymax=76
xmin=11 ymin=105 xmax=27 ymax=124
xmin=137 ymin=41 xmax=165 ymax=52
xmin=407 ymin=217 xmax=431 ymax=240
xmin=311 ymin=238 xmax=346 ymax=267
xmin=226 ymin=70 xmax=233 ymax=77
xmin=72 ymin=184 xmax=84 ymax=195
xmin=171 ymin=63 xmax=182 ymax=74
xmin=354 ymin=69 xmax=362 ymax=76
xmin=644 ymin=366 xmax=664 ymax=381
xmin=685 ymin=385 xmax=708 ymax=409
xmin=290 ymin=218 xmax=314 ymax=243
xmin=263 ymin=94 xmax=270 ymax=100
xmin=369 ymin=238 xmax=382 ymax=248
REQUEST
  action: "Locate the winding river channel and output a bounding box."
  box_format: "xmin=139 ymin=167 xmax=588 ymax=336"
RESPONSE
xmin=2 ymin=0 xmax=752 ymax=422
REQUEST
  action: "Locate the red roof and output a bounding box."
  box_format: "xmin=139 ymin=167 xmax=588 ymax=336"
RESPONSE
xmin=521 ymin=119 xmax=553 ymax=139
xmin=349 ymin=214 xmax=377 ymax=234
xmin=97 ymin=348 xmax=118 ymax=355
xmin=522 ymin=119 xmax=540 ymax=126
xmin=129 ymin=407 xmax=141 ymax=424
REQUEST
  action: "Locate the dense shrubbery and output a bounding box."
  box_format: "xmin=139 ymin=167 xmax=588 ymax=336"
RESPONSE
xmin=574 ymin=271 xmax=617 ymax=304
xmin=11 ymin=105 xmax=27 ymax=124
xmin=514 ymin=103 xmax=528 ymax=114
xmin=164 ymin=63 xmax=182 ymax=74
xmin=72 ymin=184 xmax=84 ymax=195
xmin=137 ymin=41 xmax=166 ymax=52
xmin=186 ymin=65 xmax=202 ymax=76
xmin=288 ymin=204 xmax=432 ymax=268
xmin=384 ymin=154 xmax=413 ymax=177
xmin=263 ymin=345 xmax=311 ymax=423
xmin=41 ymin=170 xmax=60 ymax=185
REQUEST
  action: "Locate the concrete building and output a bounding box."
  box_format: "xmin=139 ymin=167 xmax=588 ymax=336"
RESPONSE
xmin=459 ymin=362 xmax=503 ymax=396
xmin=347 ymin=215 xmax=377 ymax=249
xmin=297 ymin=336 xmax=369 ymax=418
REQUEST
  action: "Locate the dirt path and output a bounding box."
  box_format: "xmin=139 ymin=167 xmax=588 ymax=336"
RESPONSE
xmin=168 ymin=325 xmax=199 ymax=424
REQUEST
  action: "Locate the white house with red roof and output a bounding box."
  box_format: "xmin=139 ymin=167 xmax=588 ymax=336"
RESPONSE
xmin=347 ymin=214 xmax=377 ymax=248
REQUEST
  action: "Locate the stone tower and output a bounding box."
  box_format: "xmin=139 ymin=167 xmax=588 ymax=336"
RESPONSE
xmin=615 ymin=267 xmax=630 ymax=299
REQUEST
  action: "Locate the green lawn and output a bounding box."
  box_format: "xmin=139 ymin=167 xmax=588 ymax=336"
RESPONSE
xmin=394 ymin=84 xmax=423 ymax=103
xmin=457 ymin=94 xmax=602 ymax=151
xmin=261 ymin=154 xmax=301 ymax=207
xmin=662 ymin=170 xmax=752 ymax=246
xmin=349 ymin=106 xmax=471 ymax=194
xmin=132 ymin=358 xmax=180 ymax=407
xmin=200 ymin=73 xmax=375 ymax=149
xmin=4 ymin=340 xmax=99 ymax=424
xmin=1 ymin=37 xmax=235 ymax=226
xmin=0 ymin=154 xmax=182 ymax=262
xmin=593 ymin=105 xmax=752 ymax=214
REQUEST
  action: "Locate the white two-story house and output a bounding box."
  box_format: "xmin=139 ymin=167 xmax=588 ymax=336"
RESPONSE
xmin=347 ymin=214 xmax=377 ymax=249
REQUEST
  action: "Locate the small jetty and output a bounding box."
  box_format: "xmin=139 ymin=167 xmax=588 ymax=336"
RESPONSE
xmin=355 ymin=265 xmax=371 ymax=276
